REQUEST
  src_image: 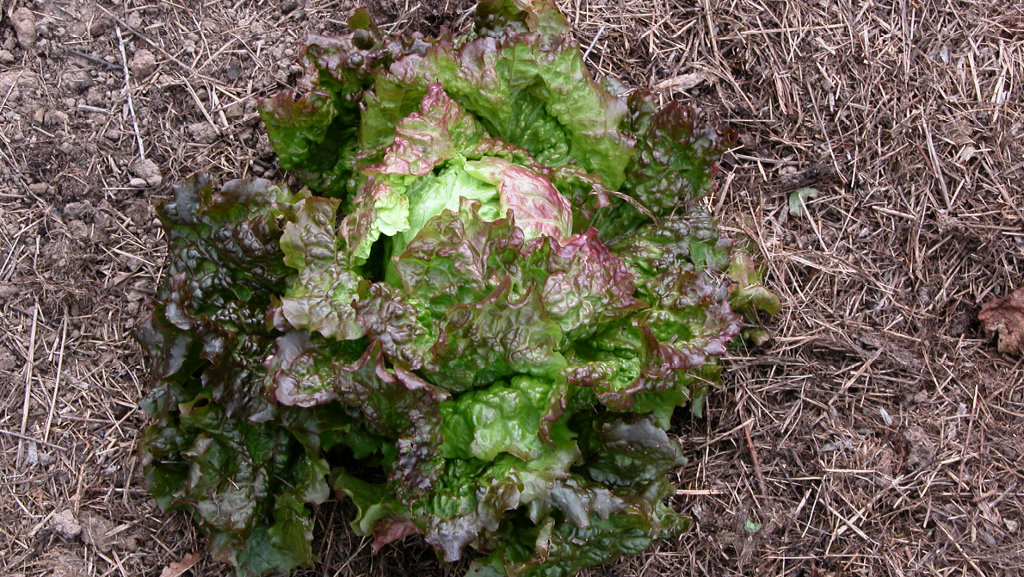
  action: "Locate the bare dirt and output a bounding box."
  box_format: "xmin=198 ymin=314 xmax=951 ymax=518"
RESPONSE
xmin=1 ymin=1 xmax=1022 ymax=576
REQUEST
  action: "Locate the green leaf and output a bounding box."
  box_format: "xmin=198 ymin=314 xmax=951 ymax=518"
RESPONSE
xmin=610 ymin=209 xmax=733 ymax=284
xmin=419 ymin=444 xmax=582 ymax=563
xmin=580 ymin=414 xmax=686 ymax=491
xmin=266 ymin=331 xmax=347 ymax=407
xmin=260 ymin=91 xmax=349 ymax=196
xmin=788 ymin=186 xmax=819 ymax=217
xmin=473 ymin=498 xmax=689 ymax=577
xmin=418 ymin=33 xmax=633 ymax=189
xmin=430 ymin=280 xmax=567 ymax=392
xmin=463 ymin=156 xmax=574 ymax=242
xmin=744 ymin=519 xmax=762 ymax=534
xmin=391 ymin=160 xmax=502 ymax=259
xmin=394 ymin=199 xmax=525 ymax=314
xmin=332 ymin=468 xmax=419 ymax=551
xmin=728 ymin=250 xmax=781 ymax=316
xmin=474 ymin=0 xmax=572 ymax=40
xmin=440 ymin=375 xmax=565 ymax=462
xmin=352 ymin=281 xmax=433 ymax=369
xmin=259 ymin=30 xmax=428 ymax=196
xmin=278 ymin=196 xmax=364 ymax=340
xmin=341 ymin=86 xmax=499 ymax=265
xmin=625 ymin=99 xmax=735 ymax=208
xmin=524 ymin=229 xmax=645 ymax=342
xmin=368 ymin=83 xmax=490 ymax=178
xmin=587 ymin=98 xmax=735 ymax=238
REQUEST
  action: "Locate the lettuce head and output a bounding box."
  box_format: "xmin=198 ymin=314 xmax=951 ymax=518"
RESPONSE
xmin=137 ymin=1 xmax=777 ymax=576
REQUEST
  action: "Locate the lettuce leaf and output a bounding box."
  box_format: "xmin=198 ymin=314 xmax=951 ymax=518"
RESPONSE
xmin=138 ymin=177 xmax=330 ymax=573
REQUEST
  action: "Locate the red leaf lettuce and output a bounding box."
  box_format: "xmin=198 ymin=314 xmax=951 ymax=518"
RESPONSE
xmin=138 ymin=1 xmax=776 ymax=576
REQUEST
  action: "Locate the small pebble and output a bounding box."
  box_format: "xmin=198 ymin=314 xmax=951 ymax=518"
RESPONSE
xmin=187 ymin=121 xmax=219 ymax=144
xmin=224 ymin=102 xmax=244 ymax=118
xmin=90 ymin=18 xmax=111 ymax=37
xmin=65 ymin=69 xmax=93 ymax=93
xmin=51 ymin=510 xmax=82 ymax=540
xmin=62 ymin=201 xmax=91 ymax=220
xmin=129 ymin=49 xmax=158 ymax=78
xmin=43 ymin=109 xmax=68 ymax=126
xmin=28 ymin=182 xmax=50 ymax=195
xmin=226 ymin=61 xmax=242 ymax=81
xmin=130 ymin=158 xmax=163 ymax=187
xmin=11 ymin=7 xmax=38 ymax=49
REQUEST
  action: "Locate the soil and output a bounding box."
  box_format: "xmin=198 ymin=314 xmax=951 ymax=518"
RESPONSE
xmin=1 ymin=1 xmax=1022 ymax=576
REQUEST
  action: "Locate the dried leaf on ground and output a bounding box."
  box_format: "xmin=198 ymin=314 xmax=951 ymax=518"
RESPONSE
xmin=158 ymin=553 xmax=202 ymax=577
xmin=79 ymin=512 xmax=137 ymax=553
xmin=979 ymin=286 xmax=1024 ymax=355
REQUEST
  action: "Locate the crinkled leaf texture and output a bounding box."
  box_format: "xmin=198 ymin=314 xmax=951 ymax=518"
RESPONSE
xmin=138 ymin=176 xmax=330 ymax=575
xmin=139 ymin=1 xmax=776 ymax=577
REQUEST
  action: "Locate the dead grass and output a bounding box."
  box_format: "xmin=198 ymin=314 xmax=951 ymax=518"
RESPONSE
xmin=1 ymin=0 xmax=1022 ymax=576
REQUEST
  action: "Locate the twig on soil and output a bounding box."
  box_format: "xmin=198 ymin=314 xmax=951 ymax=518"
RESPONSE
xmin=16 ymin=303 xmax=39 ymax=467
xmin=77 ymin=104 xmax=112 ymax=115
xmin=0 ymin=428 xmax=67 ymax=452
xmin=737 ymin=404 xmax=767 ymax=494
xmin=823 ymin=501 xmax=878 ymax=546
xmin=0 ymin=69 xmax=23 ymax=114
xmin=958 ymin=382 xmax=980 ymax=491
xmin=698 ymin=0 xmax=756 ymax=113
xmin=183 ymin=81 xmax=219 ymax=129
xmin=0 ymin=147 xmax=31 ymax=195
xmin=115 ymin=26 xmax=146 ymax=160
xmin=920 ymin=111 xmax=951 ymax=210
xmin=581 ymin=24 xmax=606 ymax=62
xmin=43 ymin=311 xmax=67 ymax=443
xmin=675 ymin=489 xmax=727 ymax=496
xmin=67 ymin=49 xmax=119 ymax=70
xmin=7 ymin=303 xmax=55 ymax=328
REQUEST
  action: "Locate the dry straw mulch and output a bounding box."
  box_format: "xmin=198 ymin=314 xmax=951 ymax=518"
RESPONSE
xmin=1 ymin=1 xmax=1021 ymax=576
